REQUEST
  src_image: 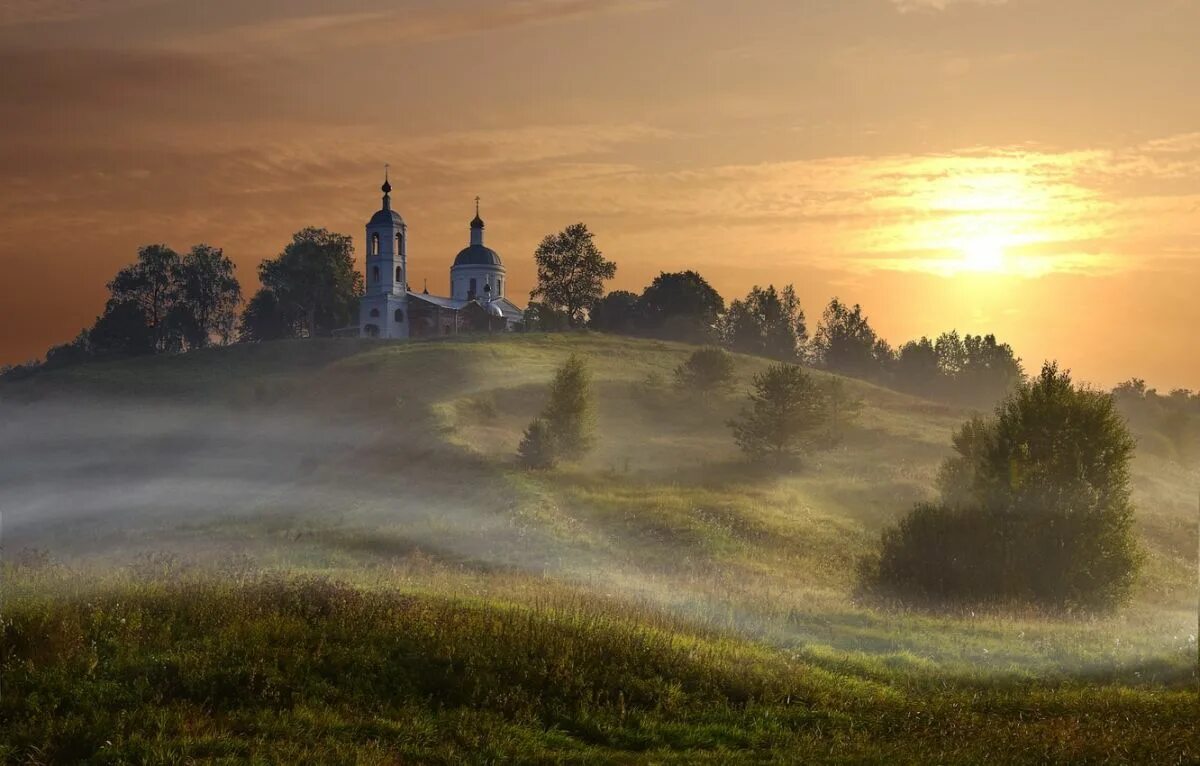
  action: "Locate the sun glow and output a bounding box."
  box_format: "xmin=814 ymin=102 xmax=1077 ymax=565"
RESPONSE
xmin=959 ymin=235 xmax=1008 ymax=273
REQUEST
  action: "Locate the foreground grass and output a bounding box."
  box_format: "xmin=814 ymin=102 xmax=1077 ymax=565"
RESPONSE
xmin=2 ymin=571 xmax=1196 ymax=765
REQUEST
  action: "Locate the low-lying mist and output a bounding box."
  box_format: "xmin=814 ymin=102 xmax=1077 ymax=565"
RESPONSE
xmin=1 ymin=393 xmax=1195 ymax=684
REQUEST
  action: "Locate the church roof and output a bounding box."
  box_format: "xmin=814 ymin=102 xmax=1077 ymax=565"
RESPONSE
xmin=407 ymin=291 xmax=524 ymax=321
xmin=452 ymin=244 xmax=503 ymax=267
xmin=369 ymin=208 xmax=405 ymax=227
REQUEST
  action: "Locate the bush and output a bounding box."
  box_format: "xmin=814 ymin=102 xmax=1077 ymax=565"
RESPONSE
xmin=861 ymin=363 xmax=1142 ymax=612
xmin=674 ymin=347 xmax=736 ymax=396
xmin=518 ymin=418 xmax=558 ymax=469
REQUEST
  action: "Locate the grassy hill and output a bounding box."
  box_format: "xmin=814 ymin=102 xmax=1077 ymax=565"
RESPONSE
xmin=2 ymin=333 xmax=1197 ymax=763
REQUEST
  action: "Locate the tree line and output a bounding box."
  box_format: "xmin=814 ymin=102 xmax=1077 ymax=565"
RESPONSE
xmin=3 ymin=228 xmax=364 ymax=377
xmin=523 ymin=228 xmax=1023 ymax=408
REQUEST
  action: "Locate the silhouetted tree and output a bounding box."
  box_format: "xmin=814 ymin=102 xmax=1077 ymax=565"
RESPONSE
xmin=89 ymin=299 xmax=155 ymax=357
xmin=588 ymin=290 xmax=642 ymax=334
xmin=529 ymin=224 xmax=616 ymax=327
xmin=675 ymin=347 xmax=737 ymax=397
xmin=637 ymin=271 xmax=725 ymax=342
xmin=729 ymin=363 xmax=827 ymax=465
xmin=540 ymin=354 xmax=595 ymax=460
xmin=722 ymin=284 xmax=807 ymax=360
xmin=1112 ymin=379 xmax=1200 ymax=465
xmin=862 ymin=363 xmax=1142 ymax=612
xmin=172 ymin=245 xmax=241 ymax=348
xmin=106 ymin=244 xmax=181 ymax=352
xmin=239 ymin=289 xmax=295 ymax=343
xmin=894 ymin=337 xmax=942 ymax=397
xmin=42 ymin=331 xmax=91 ymax=369
xmin=524 ymin=302 xmax=571 ymax=332
xmin=812 ymin=298 xmax=888 ymax=379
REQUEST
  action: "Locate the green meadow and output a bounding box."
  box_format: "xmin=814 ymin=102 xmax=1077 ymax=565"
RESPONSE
xmin=2 ymin=334 xmax=1197 ymax=763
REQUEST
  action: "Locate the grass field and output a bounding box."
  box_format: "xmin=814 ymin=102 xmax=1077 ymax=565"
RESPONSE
xmin=2 ymin=333 xmax=1197 ymax=763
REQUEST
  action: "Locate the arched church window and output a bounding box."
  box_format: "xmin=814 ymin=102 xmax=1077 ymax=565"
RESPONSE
xmin=372 ymin=266 xmax=380 ymax=283
xmin=497 ymin=278 xmax=503 ymax=296
xmin=394 ymin=309 xmax=404 ymax=323
xmin=396 ymin=233 xmax=403 ymax=254
xmin=469 ymin=278 xmax=477 ymax=298
xmin=396 ymin=266 xmax=402 ymax=282
xmin=369 ymin=308 xmax=380 ymax=318
xmin=371 ymin=233 xmax=380 ymax=256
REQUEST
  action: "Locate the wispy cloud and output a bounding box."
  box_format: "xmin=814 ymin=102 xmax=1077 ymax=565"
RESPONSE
xmin=171 ymin=0 xmax=670 ymax=54
xmin=890 ymin=0 xmax=1011 ymax=12
xmin=0 ymin=0 xmax=163 ymax=26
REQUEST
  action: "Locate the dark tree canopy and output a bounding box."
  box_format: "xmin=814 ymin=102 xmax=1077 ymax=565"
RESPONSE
xmin=637 ymin=271 xmax=725 ymax=343
xmin=106 ymin=244 xmax=182 ymax=353
xmin=863 ymin=363 xmax=1142 ymax=612
xmin=89 ymin=299 xmax=155 ymax=357
xmin=238 ymin=290 xmax=293 ymax=343
xmin=588 ymin=290 xmax=642 ymax=335
xmin=529 ymin=224 xmax=616 ymax=327
xmin=812 ymin=298 xmax=889 ymax=379
xmin=172 ymin=245 xmax=241 ymax=349
xmin=722 ymin=285 xmax=807 ymax=361
xmin=894 ymin=330 xmax=1023 ymax=406
xmin=245 ymin=228 xmax=362 ymax=340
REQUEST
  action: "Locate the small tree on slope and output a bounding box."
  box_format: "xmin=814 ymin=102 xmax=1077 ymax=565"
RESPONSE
xmin=540 ymin=354 xmax=595 ymax=461
xmin=729 ymin=363 xmax=827 ymax=466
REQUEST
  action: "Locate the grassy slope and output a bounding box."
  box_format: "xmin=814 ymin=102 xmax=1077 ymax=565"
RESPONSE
xmin=2 ymin=334 xmax=1197 ymax=763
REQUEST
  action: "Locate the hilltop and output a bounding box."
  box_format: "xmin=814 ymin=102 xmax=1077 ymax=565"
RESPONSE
xmin=2 ymin=333 xmax=1197 ymax=763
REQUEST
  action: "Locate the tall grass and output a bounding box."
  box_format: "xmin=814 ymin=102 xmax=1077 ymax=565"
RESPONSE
xmin=2 ymin=570 xmax=1196 ymax=764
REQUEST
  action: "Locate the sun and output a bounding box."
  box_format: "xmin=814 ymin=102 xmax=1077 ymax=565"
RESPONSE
xmin=959 ymin=236 xmax=1007 ymax=273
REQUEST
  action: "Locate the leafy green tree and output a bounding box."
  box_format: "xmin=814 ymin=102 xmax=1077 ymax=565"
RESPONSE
xmin=722 ymin=285 xmax=807 ymax=360
xmin=729 ymin=363 xmax=827 ymax=464
xmin=106 ymin=244 xmax=181 ymax=352
xmin=588 ymin=290 xmax=641 ymax=334
xmin=864 ymin=363 xmax=1142 ymax=612
xmin=255 ymin=228 xmax=362 ymax=338
xmin=674 ymin=347 xmax=736 ymax=397
xmin=529 ymin=224 xmax=616 ymax=327
xmin=517 ymin=418 xmax=558 ymax=469
xmin=540 ymin=354 xmax=595 ymax=460
xmin=173 ymin=245 xmax=241 ymax=348
xmin=812 ymin=298 xmax=888 ymax=379
xmin=637 ymin=271 xmax=724 ymax=343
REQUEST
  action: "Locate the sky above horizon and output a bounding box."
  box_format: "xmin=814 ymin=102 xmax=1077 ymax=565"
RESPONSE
xmin=1 ymin=0 xmax=1197 ymax=389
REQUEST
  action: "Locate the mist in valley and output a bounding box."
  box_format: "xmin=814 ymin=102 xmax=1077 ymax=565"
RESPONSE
xmin=3 ymin=379 xmax=1195 ymax=684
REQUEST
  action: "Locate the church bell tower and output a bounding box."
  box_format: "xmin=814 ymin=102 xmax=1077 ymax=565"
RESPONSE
xmin=359 ymin=168 xmax=409 ymax=338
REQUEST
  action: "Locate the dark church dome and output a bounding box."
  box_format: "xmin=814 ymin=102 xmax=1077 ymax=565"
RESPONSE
xmin=369 ymin=208 xmax=405 ymax=227
xmin=453 ymin=244 xmax=502 ymax=266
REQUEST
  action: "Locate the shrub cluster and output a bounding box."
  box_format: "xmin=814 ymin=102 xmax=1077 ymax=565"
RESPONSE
xmin=860 ymin=363 xmax=1142 ymax=612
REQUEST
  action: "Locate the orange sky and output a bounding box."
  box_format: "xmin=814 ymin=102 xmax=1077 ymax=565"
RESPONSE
xmin=0 ymin=0 xmax=1197 ymax=389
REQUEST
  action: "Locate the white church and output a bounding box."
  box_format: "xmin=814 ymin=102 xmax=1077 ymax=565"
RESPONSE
xmin=359 ymin=173 xmax=524 ymax=339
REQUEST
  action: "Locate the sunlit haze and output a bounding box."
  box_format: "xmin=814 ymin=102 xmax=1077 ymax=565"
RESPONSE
xmin=1 ymin=0 xmax=1197 ymax=389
